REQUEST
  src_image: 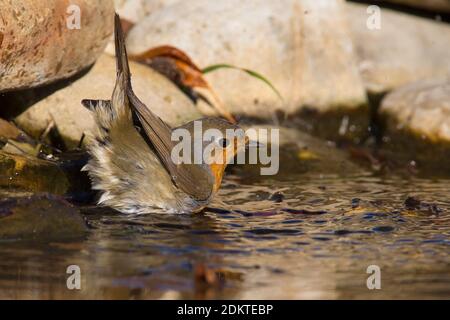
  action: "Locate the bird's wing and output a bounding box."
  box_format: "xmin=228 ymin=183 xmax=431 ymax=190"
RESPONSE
xmin=113 ymin=13 xmax=213 ymax=201
xmin=81 ymin=99 xmax=112 ymax=111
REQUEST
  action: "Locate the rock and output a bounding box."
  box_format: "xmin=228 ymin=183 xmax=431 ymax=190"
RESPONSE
xmin=381 ymin=78 xmax=450 ymax=143
xmin=346 ymin=3 xmax=450 ymax=95
xmin=113 ymin=0 xmax=180 ymax=24
xmin=1 ymin=119 xmax=91 ymax=199
xmin=0 ymin=194 xmax=87 ymax=240
xmin=105 ymin=0 xmax=182 ymax=55
xmin=0 ymin=151 xmax=69 ymax=194
xmin=379 ymin=78 xmax=450 ymax=172
xmin=0 ymin=119 xmax=38 ymax=148
xmin=15 ymin=54 xmax=202 ymax=148
xmin=0 ymin=0 xmax=114 ymax=92
xmin=383 ymin=0 xmax=450 ymax=13
xmin=230 ymin=125 xmax=365 ymax=180
xmin=0 ymin=119 xmax=22 ymax=141
xmin=0 ymin=150 xmax=91 ymax=199
xmin=125 ymin=0 xmax=369 ymax=141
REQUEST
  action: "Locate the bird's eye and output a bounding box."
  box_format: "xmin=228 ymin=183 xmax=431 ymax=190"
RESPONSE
xmin=217 ymin=138 xmax=229 ymax=148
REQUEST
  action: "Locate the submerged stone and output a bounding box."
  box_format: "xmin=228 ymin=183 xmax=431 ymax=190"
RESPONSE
xmin=0 ymin=194 xmax=87 ymax=240
xmin=230 ymin=125 xmax=365 ymax=181
xmin=0 ymin=150 xmax=91 ymax=200
xmin=0 ymin=151 xmax=69 ymax=195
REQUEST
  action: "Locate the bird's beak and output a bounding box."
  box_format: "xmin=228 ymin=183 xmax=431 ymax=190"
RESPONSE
xmin=244 ymin=136 xmax=265 ymax=150
xmin=246 ymin=140 xmax=265 ymax=149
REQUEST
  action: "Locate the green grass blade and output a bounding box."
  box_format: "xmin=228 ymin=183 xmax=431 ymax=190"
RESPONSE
xmin=202 ymin=64 xmax=283 ymax=101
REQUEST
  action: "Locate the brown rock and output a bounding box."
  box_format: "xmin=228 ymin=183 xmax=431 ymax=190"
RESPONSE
xmin=0 ymin=0 xmax=114 ymax=92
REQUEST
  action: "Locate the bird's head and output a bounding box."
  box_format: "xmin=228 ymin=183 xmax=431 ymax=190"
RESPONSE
xmin=175 ymin=118 xmax=251 ymax=192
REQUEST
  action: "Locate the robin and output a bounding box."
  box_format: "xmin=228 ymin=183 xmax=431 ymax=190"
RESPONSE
xmin=81 ymin=14 xmax=250 ymax=214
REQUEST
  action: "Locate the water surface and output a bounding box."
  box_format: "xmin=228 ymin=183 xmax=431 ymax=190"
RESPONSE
xmin=1 ymin=165 xmax=449 ymax=299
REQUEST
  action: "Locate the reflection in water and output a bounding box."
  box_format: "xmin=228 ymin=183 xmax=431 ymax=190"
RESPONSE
xmin=0 ymin=170 xmax=449 ymax=299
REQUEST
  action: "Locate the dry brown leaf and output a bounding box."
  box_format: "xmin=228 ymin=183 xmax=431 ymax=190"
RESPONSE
xmin=129 ymin=46 xmax=236 ymax=123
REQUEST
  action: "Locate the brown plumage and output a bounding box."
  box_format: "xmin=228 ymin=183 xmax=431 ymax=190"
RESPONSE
xmin=81 ymin=14 xmax=246 ymax=214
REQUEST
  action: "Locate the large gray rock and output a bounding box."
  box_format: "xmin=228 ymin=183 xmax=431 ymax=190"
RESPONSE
xmin=15 ymin=54 xmax=202 ymax=148
xmin=0 ymin=0 xmax=114 ymax=92
xmin=346 ymin=3 xmax=450 ymax=95
xmin=125 ymin=0 xmax=368 ymax=123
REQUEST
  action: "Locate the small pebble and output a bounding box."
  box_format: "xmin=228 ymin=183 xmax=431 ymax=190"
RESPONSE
xmin=269 ymin=191 xmax=285 ymax=203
